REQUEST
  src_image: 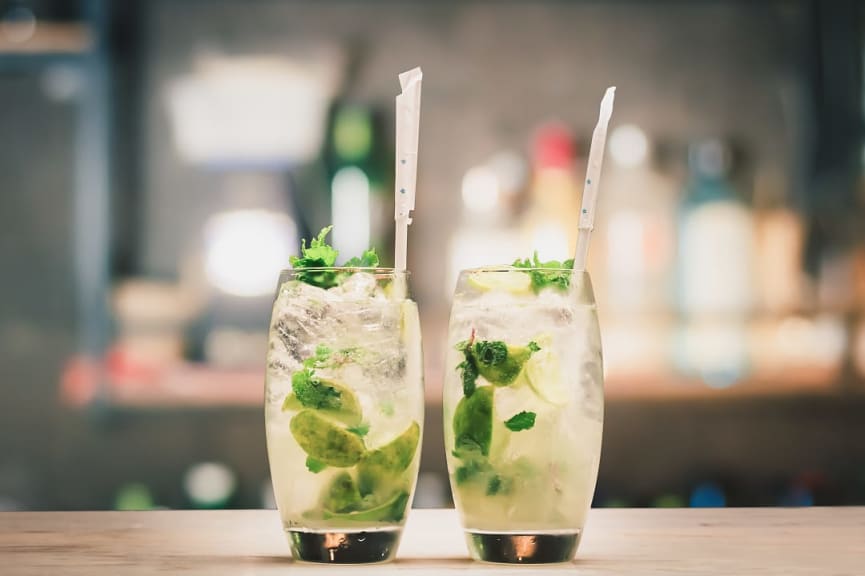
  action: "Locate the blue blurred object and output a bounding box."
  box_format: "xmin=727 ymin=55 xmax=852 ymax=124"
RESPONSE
xmin=779 ymin=485 xmax=814 ymax=507
xmin=690 ymin=482 xmax=726 ymax=507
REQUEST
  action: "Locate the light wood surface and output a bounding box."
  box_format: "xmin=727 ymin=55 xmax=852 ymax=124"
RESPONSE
xmin=1 ymin=507 xmax=862 ymax=575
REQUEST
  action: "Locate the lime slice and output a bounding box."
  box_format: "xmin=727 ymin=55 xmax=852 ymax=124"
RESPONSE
xmin=357 ymin=421 xmax=420 ymax=495
xmin=322 ymin=490 xmax=409 ymax=523
xmin=474 ymin=342 xmax=535 ymax=386
xmin=283 ymin=377 xmax=362 ymax=427
xmin=322 ymin=472 xmax=362 ymax=513
xmin=289 ymin=410 xmax=366 ymax=467
xmin=467 ymin=271 xmax=531 ymax=294
xmin=453 ymin=386 xmax=494 ymax=456
xmin=525 ymin=345 xmax=569 ymax=405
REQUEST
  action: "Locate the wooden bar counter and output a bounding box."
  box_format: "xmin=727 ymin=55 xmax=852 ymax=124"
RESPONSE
xmin=2 ymin=507 xmax=862 ymax=574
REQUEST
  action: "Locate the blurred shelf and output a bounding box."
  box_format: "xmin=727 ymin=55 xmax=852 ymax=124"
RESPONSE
xmin=61 ymin=358 xmax=263 ymax=409
xmin=604 ymin=366 xmax=844 ymax=401
xmin=0 ymin=23 xmax=92 ymax=55
xmin=61 ymin=354 xmax=860 ymax=410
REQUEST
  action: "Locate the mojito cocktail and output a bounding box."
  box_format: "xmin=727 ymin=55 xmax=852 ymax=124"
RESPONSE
xmin=265 ymin=266 xmax=423 ymax=563
xmin=443 ymin=265 xmax=603 ymax=563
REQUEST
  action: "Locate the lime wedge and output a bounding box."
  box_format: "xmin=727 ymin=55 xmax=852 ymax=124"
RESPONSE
xmin=289 ymin=410 xmax=366 ymax=467
xmin=282 ymin=377 xmax=362 ymax=427
xmin=525 ymin=345 xmax=569 ymax=405
xmin=322 ymin=472 xmax=362 ymax=513
xmin=467 ymin=271 xmax=531 ymax=294
xmin=357 ymin=421 xmax=420 ymax=495
xmin=322 ymin=490 xmax=410 ymax=523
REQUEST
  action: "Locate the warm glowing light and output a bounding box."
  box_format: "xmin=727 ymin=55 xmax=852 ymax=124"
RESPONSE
xmin=461 ymin=166 xmax=500 ymax=214
xmin=608 ymin=211 xmax=646 ymax=277
xmin=530 ymin=222 xmax=569 ymax=261
xmin=331 ymin=167 xmax=371 ymax=262
xmin=609 ymin=124 xmax=649 ymax=168
xmin=184 ymin=462 xmax=236 ymax=507
xmin=204 ymin=210 xmax=297 ymax=297
xmin=166 ymin=53 xmax=341 ymax=165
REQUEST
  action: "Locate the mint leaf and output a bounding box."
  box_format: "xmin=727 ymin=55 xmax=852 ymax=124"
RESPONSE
xmin=291 ymin=369 xmax=342 ymax=410
xmin=457 ymin=357 xmax=478 ymax=397
xmin=456 ymin=336 xmax=479 ymax=397
xmin=290 ymin=226 xmax=383 ymax=288
xmin=306 ymin=457 xmax=327 ymax=473
xmin=302 ymin=345 xmax=332 ymax=369
xmin=504 ymin=411 xmax=536 ymax=432
xmin=294 ymin=226 xmax=338 ymax=266
xmin=344 ymin=248 xmax=380 ymax=268
xmin=475 ymin=341 xmax=508 ymax=366
xmin=528 ymin=341 xmax=540 ymax=352
xmin=290 ymin=226 xmax=341 ymax=288
xmin=347 ymin=423 xmax=370 ymax=437
xmin=512 ymin=251 xmax=575 ymax=292
xmin=454 ymin=457 xmax=490 ymax=485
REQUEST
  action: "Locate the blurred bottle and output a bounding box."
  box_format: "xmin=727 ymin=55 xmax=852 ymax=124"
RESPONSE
xmin=596 ymin=124 xmax=677 ymax=313
xmin=326 ymin=104 xmax=390 ymax=263
xmin=779 ymin=481 xmax=814 ymax=507
xmin=690 ymin=482 xmax=726 ymax=507
xmin=114 ymin=483 xmax=156 ymax=511
xmin=675 ymin=140 xmax=754 ymax=387
xmin=519 ymin=124 xmax=582 ymax=261
xmin=752 ymin=168 xmax=805 ymax=314
xmin=678 ymin=140 xmax=755 ymax=315
xmin=593 ymin=125 xmax=677 ymax=378
xmin=652 ymin=493 xmax=686 ymax=508
xmin=446 ymin=152 xmax=527 ymax=294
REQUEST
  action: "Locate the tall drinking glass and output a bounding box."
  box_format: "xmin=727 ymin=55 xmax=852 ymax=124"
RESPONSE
xmin=265 ymin=268 xmax=423 ymax=563
xmin=443 ymin=267 xmax=603 ymax=563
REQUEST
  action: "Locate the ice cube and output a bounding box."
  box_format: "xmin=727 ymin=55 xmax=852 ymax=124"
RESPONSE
xmin=337 ymin=272 xmax=377 ymax=300
xmin=270 ymin=281 xmax=337 ymax=362
xmin=579 ymin=360 xmax=604 ymax=421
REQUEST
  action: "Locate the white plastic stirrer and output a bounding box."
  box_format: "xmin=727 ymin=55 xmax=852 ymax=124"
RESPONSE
xmin=573 ymin=86 xmax=616 ymax=272
xmin=394 ymin=67 xmax=423 ymax=271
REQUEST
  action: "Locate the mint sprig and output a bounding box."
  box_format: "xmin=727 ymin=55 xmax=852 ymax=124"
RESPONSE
xmin=456 ymin=331 xmax=479 ymax=397
xmin=290 ymin=226 xmax=381 ymax=288
xmin=291 ymin=346 xmax=342 ymax=410
xmin=292 ymin=369 xmax=342 ymax=410
xmin=344 ymin=248 xmax=380 ymax=268
xmin=290 ymin=226 xmax=341 ymax=289
xmin=512 ymin=251 xmax=575 ymax=293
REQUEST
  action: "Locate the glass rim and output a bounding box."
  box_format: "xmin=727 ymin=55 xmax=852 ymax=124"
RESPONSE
xmin=461 ymin=266 xmax=582 ymax=273
xmin=281 ymin=267 xmax=409 ymax=275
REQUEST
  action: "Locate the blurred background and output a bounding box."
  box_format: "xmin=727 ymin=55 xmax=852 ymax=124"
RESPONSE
xmin=1 ymin=0 xmax=865 ymax=512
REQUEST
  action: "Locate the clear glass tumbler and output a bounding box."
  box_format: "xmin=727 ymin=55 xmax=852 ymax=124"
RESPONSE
xmin=443 ymin=267 xmax=604 ymax=563
xmin=265 ymin=268 xmax=424 ymax=563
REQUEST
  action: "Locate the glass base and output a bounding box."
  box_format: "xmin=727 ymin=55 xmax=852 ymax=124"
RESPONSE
xmin=466 ymin=531 xmax=581 ymax=564
xmin=287 ymin=529 xmax=401 ymax=564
